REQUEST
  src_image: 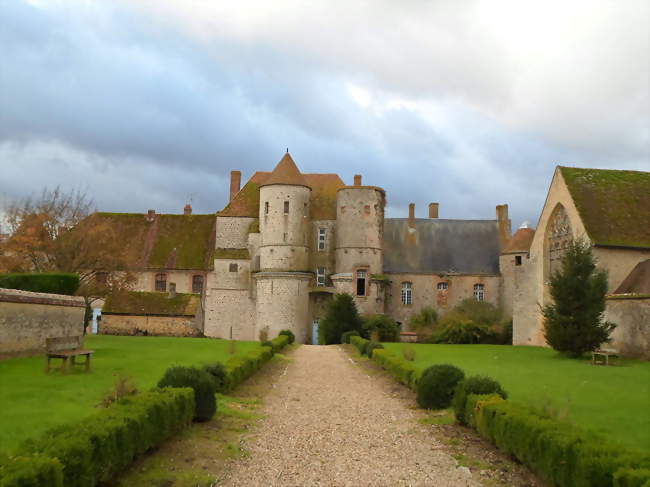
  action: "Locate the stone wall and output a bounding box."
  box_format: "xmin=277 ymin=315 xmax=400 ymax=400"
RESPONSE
xmin=100 ymin=314 xmax=202 ymax=337
xmin=216 ymin=216 xmax=255 ymax=248
xmin=135 ymin=270 xmax=209 ymax=294
xmin=0 ymin=288 xmax=85 ymax=356
xmin=593 ymin=247 xmax=650 ymax=293
xmin=604 ymin=296 xmax=650 ymax=359
xmin=384 ymin=273 xmax=501 ymax=327
xmin=204 ymin=289 xmax=256 ymax=340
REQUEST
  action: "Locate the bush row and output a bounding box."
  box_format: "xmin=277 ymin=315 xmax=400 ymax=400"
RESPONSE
xmin=349 ymin=335 xmax=369 ymax=354
xmin=467 ymin=394 xmax=650 ymax=487
xmin=372 ymin=349 xmax=420 ymax=389
xmin=223 ymin=343 xmax=279 ymax=391
xmin=3 ymin=388 xmax=194 ymax=487
xmin=0 ymin=272 xmax=80 ymax=296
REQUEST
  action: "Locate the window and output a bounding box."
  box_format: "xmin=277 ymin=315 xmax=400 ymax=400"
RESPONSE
xmin=229 ymin=263 xmax=238 ymax=272
xmin=283 ymin=232 xmax=288 ymax=242
xmin=192 ymin=275 xmax=204 ymax=294
xmin=304 ymin=202 xmax=308 ymax=217
xmin=547 ymin=205 xmax=572 ymax=276
xmin=474 ymin=283 xmax=485 ymax=302
xmin=356 ymin=269 xmax=367 ymax=296
xmin=401 ymin=282 xmax=413 ymax=305
xmin=284 ymin=201 xmax=289 ymax=214
xmin=316 ymin=267 xmax=326 ymax=286
xmin=155 ymin=273 xmax=167 ymax=292
xmin=264 ymin=201 xmax=269 ymax=215
xmin=318 ymin=228 xmax=327 ymax=250
xmin=515 ymin=255 xmax=522 ymax=266
xmin=436 ymin=282 xmax=448 ymax=291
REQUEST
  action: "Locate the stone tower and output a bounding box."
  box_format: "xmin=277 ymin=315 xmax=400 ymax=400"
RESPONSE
xmin=255 ymin=153 xmax=312 ymax=342
xmin=333 ymin=175 xmax=386 ymax=314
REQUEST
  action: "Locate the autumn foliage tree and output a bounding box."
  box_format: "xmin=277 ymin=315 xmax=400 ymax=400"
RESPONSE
xmin=0 ymin=187 xmax=135 ymax=328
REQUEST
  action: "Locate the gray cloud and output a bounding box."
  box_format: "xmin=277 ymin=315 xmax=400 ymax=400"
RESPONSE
xmin=0 ymin=0 xmax=648 ymax=231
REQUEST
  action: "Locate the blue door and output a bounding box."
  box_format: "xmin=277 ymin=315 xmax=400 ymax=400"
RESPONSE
xmin=312 ymin=320 xmax=319 ymax=345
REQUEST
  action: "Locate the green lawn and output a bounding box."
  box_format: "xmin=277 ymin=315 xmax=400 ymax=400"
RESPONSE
xmin=0 ymin=335 xmax=261 ymax=453
xmin=384 ymin=343 xmax=650 ymax=450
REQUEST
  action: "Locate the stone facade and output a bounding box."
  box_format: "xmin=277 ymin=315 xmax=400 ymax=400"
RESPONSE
xmin=0 ymin=288 xmax=85 ymax=356
xmin=100 ymin=314 xmax=202 ymax=337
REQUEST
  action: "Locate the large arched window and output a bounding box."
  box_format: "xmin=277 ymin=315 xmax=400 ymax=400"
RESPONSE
xmin=547 ymin=205 xmax=572 ymax=276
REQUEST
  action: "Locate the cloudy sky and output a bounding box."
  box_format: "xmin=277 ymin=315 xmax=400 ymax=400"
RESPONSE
xmin=1 ymin=0 xmax=648 ymax=229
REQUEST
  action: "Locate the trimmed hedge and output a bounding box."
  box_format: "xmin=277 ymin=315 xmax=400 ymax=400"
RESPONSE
xmin=15 ymin=388 xmax=194 ymax=487
xmin=0 ymin=273 xmax=79 ymax=296
xmin=279 ymin=329 xmax=295 ymax=344
xmin=341 ymin=330 xmax=360 ymax=344
xmin=365 ymin=341 xmax=384 ymax=358
xmin=372 ymin=349 xmax=420 ymax=389
xmin=453 ymin=375 xmax=507 ymax=425
xmin=223 ymin=341 xmax=288 ymax=391
xmin=158 ymin=367 xmax=216 ymax=422
xmin=350 ymin=335 xmax=369 ymax=355
xmin=203 ymin=362 xmax=229 ymax=393
xmin=0 ymin=454 xmax=63 ymax=487
xmin=269 ymin=335 xmax=290 ymax=353
xmin=466 ymin=394 xmax=650 ymax=487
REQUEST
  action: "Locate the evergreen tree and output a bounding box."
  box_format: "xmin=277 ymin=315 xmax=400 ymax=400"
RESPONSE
xmin=319 ymin=293 xmax=363 ymax=344
xmin=543 ymin=239 xmax=615 ymax=357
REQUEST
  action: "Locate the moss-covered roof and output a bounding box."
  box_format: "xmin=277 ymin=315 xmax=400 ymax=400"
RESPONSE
xmin=218 ymin=171 xmax=344 ymax=220
xmin=560 ymin=167 xmax=650 ymax=249
xmin=260 ymin=153 xmax=310 ymax=188
xmin=214 ymin=248 xmax=250 ymax=259
xmin=102 ymin=291 xmax=199 ymax=316
xmin=78 ymin=212 xmax=216 ymax=270
xmin=502 ymin=227 xmax=535 ymax=254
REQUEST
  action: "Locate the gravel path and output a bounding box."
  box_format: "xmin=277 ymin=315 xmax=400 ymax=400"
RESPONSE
xmin=220 ymin=345 xmax=479 ymax=486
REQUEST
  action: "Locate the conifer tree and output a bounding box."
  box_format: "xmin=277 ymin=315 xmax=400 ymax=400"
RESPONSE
xmin=318 ymin=293 xmax=363 ymax=344
xmin=543 ymin=239 xmax=615 ymax=357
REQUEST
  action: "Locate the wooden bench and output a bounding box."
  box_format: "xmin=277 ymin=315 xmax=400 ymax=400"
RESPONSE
xmin=592 ymin=348 xmax=619 ymax=366
xmin=45 ymin=336 xmax=94 ymax=373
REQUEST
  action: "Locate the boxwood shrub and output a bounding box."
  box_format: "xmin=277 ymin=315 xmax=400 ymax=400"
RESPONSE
xmin=365 ymin=341 xmax=384 ymax=358
xmin=202 ymin=362 xmax=228 ymax=393
xmin=350 ymin=335 xmax=369 ymax=355
xmin=278 ymin=329 xmax=295 ymax=344
xmin=453 ymin=376 xmax=507 ymax=425
xmin=269 ymin=335 xmax=290 ymax=353
xmin=341 ymin=330 xmax=360 ymax=344
xmin=0 ymin=273 xmax=79 ymax=296
xmin=17 ymin=388 xmax=193 ymax=487
xmin=372 ymin=349 xmax=420 ymax=389
xmin=224 ymin=346 xmax=274 ymax=391
xmin=0 ymin=454 xmax=63 ymax=487
xmin=157 ymin=367 xmax=215 ymax=422
xmin=416 ymin=364 xmax=465 ymax=410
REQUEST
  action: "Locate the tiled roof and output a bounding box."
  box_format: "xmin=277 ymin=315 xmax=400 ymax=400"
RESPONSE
xmin=614 ymin=260 xmax=650 ymax=294
xmin=219 ymin=170 xmax=344 ymax=220
xmin=103 ymin=291 xmax=199 ymax=316
xmin=560 ymin=167 xmax=650 ymax=249
xmin=76 ymin=212 xmax=216 ymax=270
xmin=383 ymin=219 xmax=501 ymax=274
xmin=260 ymin=153 xmax=310 ymax=188
xmin=502 ymin=227 xmax=535 ymax=254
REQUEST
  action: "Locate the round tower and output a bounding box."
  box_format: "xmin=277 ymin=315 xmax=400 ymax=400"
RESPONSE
xmin=335 ymin=176 xmax=385 ymax=275
xmin=255 ymin=153 xmax=312 ymax=343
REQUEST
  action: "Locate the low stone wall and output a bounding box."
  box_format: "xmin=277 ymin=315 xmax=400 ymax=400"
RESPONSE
xmin=100 ymin=313 xmax=202 ymax=337
xmin=605 ymin=295 xmax=650 ymax=359
xmin=0 ymin=288 xmax=85 ymax=356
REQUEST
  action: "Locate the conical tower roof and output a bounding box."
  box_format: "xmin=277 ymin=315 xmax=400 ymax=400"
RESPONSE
xmin=260 ymin=153 xmax=310 ymax=188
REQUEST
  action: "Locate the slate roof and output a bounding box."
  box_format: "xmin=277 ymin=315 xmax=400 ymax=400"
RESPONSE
xmin=383 ymin=219 xmax=501 ymax=274
xmin=76 ymin=212 xmax=216 ymax=270
xmin=560 ymin=167 xmax=650 ymax=249
xmin=613 ymin=260 xmax=650 ymax=294
xmin=502 ymin=227 xmax=535 ymax=254
xmin=103 ymin=291 xmax=199 ymax=316
xmin=219 ymin=170 xmax=344 ymax=220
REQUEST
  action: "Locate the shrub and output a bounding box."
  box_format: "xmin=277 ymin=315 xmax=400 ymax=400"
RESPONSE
xmin=278 ymin=329 xmax=295 ymax=344
xmin=261 ymin=340 xmax=274 ymax=355
xmin=453 ymin=376 xmax=507 ymax=425
xmin=350 ymin=335 xmax=369 ymax=355
xmin=157 ymin=366 xmax=216 ymax=422
xmin=365 ymin=341 xmax=384 ymax=358
xmin=432 ymin=316 xmax=495 ymax=344
xmin=416 ymin=364 xmax=465 ymax=410
xmin=408 ymin=306 xmax=438 ymax=335
xmin=543 ymin=239 xmax=615 ymax=357
xmin=19 ymin=388 xmax=194 ymax=487
xmin=202 ymin=362 xmax=228 ymax=393
xmin=361 ymin=314 xmax=400 ymax=342
xmin=223 ymin=346 xmax=274 ymax=391
xmin=270 ymin=334 xmax=290 ymax=353
xmin=401 ymin=345 xmax=416 ymax=361
xmin=319 ymin=293 xmax=363 ymax=344
xmin=467 ymin=394 xmax=650 ymax=487
xmin=372 ymin=349 xmax=420 ymax=389
xmin=0 ymin=272 xmax=79 ymax=295
xmin=0 ymin=454 xmax=63 ymax=487
xmin=341 ymin=330 xmax=360 ymax=344
xmin=258 ymin=327 xmax=269 ymax=343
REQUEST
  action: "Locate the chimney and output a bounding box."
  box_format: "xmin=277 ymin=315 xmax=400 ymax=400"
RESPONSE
xmin=230 ymin=170 xmax=242 ymax=201
xmin=354 ymin=174 xmax=362 ymax=186
xmin=168 ymin=282 xmax=176 ymax=299
xmin=428 ymin=203 xmax=439 ymax=219
xmin=146 ymin=209 xmax=156 ymax=222
xmin=496 ymin=204 xmax=512 ymax=248
xmin=184 ymin=204 xmax=192 ymax=216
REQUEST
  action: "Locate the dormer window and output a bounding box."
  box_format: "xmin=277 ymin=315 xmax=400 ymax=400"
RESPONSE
xmin=284 ymin=201 xmax=289 ymax=214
